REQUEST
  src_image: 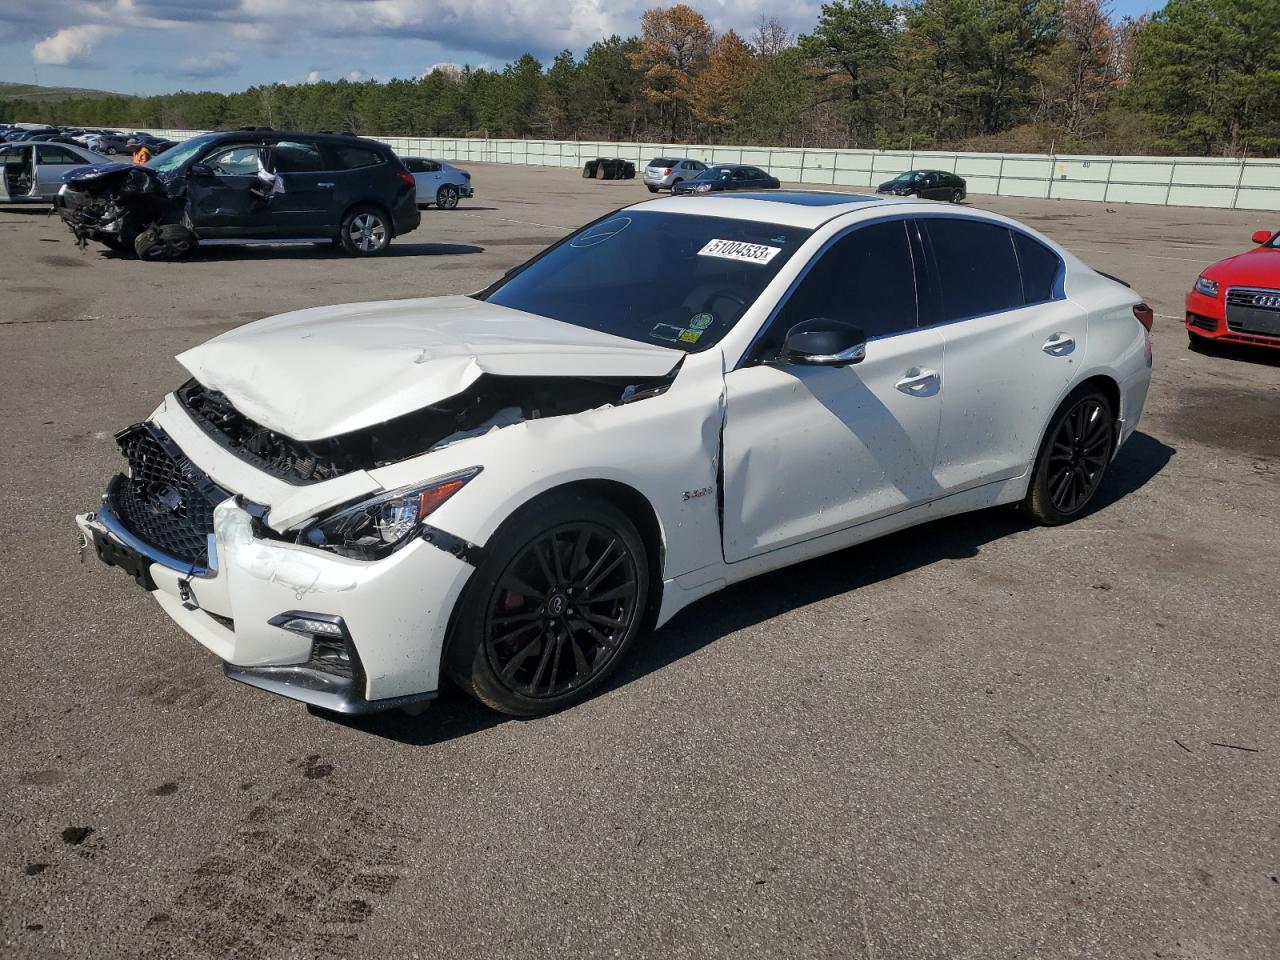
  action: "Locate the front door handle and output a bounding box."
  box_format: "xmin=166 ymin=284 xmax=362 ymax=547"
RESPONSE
xmin=316 ymin=181 xmax=336 ymax=189
xmin=895 ymin=367 xmax=940 ymax=393
xmin=1043 ymin=332 xmax=1076 ymax=356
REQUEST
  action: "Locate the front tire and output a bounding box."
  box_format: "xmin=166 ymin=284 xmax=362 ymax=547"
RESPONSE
xmin=134 ymin=224 xmax=196 ymax=261
xmin=340 ymin=206 xmax=390 ymax=256
xmin=1024 ymin=386 xmax=1115 ymax=525
xmin=436 ymin=184 xmax=459 ymax=209
xmin=445 ymin=492 xmax=650 ymax=717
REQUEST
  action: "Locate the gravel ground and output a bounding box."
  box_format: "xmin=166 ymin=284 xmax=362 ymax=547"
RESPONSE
xmin=2 ymin=165 xmax=1277 ymax=959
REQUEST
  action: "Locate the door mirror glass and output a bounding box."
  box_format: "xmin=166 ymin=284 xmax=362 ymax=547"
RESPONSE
xmin=188 ymin=162 xmax=213 ymax=178
xmin=1252 ymin=229 xmax=1273 ymax=244
xmin=782 ymin=318 xmax=867 ymax=366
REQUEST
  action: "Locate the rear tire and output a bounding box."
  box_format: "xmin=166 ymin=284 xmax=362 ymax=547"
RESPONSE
xmin=436 ymin=184 xmax=459 ymax=209
xmin=951 ymin=189 xmax=964 ymax=203
xmin=1024 ymin=386 xmax=1115 ymax=525
xmin=444 ymin=492 xmax=650 ymax=717
xmin=646 ymin=185 xmax=658 ymax=193
xmin=339 ymin=206 xmax=390 ymax=256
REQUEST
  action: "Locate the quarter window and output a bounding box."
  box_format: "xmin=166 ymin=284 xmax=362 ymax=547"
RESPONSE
xmin=1012 ymin=232 xmax=1061 ymax=303
xmin=925 ymin=218 xmax=1022 ymax=321
xmin=764 ymin=219 xmax=919 ymax=355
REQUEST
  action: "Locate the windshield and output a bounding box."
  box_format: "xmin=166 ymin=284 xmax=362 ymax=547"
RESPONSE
xmin=892 ymin=171 xmax=922 ymax=182
xmin=479 ymin=211 xmax=811 ymax=352
xmin=146 ymin=133 xmax=219 ymax=174
xmin=695 ymin=166 xmax=733 ymax=181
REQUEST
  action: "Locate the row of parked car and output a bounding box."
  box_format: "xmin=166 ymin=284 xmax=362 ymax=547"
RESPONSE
xmin=640 ymin=156 xmax=969 ymax=202
xmin=0 ymin=125 xmax=474 ymax=259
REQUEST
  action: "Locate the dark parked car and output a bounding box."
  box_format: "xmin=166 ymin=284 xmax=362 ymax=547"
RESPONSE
xmin=672 ymin=164 xmax=780 ymax=194
xmin=876 ymin=169 xmax=966 ymax=202
xmin=57 ymin=129 xmax=419 ymax=259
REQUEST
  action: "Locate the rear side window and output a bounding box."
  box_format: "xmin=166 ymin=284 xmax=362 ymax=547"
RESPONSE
xmin=925 ymin=219 xmax=1022 ymax=321
xmin=333 ymin=146 xmax=385 ymax=170
xmin=768 ymin=219 xmax=918 ymax=348
xmin=37 ymin=145 xmax=83 ymax=164
xmin=272 ymin=141 xmax=325 ymax=173
xmin=1012 ymin=232 xmax=1061 ymax=303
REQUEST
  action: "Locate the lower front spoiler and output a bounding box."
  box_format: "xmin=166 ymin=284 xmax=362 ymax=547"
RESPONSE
xmin=223 ymin=662 xmax=437 ymax=715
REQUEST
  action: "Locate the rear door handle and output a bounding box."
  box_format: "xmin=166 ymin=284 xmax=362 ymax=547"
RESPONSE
xmin=1043 ymin=332 xmax=1076 ymax=355
xmin=895 ymin=367 xmax=940 ymax=393
xmin=317 ymin=181 xmax=336 ymax=189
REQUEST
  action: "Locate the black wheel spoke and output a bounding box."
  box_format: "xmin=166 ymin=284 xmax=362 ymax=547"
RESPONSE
xmin=485 ymin=522 xmax=638 ymax=700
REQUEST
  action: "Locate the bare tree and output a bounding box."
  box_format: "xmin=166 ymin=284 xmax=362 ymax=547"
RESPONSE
xmin=752 ymin=17 xmax=791 ymax=57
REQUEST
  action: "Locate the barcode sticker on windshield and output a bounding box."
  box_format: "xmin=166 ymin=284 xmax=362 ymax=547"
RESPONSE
xmin=698 ymin=239 xmax=781 ymax=265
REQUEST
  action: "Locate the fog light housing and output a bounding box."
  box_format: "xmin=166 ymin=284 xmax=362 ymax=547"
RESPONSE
xmin=269 ymin=611 xmax=357 ymax=676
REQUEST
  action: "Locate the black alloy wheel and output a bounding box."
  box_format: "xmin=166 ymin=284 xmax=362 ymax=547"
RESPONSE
xmin=446 ymin=494 xmax=649 ymax=716
xmin=1025 ymin=387 xmax=1115 ymax=524
xmin=485 ymin=522 xmax=639 ymax=699
xmin=437 ymin=184 xmax=459 ymax=209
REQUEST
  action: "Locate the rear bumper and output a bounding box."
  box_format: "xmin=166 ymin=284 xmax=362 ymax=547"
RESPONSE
xmin=391 ymin=190 xmax=421 ymax=236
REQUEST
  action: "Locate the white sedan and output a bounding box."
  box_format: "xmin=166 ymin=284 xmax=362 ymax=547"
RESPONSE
xmin=76 ymin=191 xmax=1152 ymax=718
xmin=402 ymin=156 xmax=473 ymax=209
xmin=1 ymin=140 xmax=110 ymax=203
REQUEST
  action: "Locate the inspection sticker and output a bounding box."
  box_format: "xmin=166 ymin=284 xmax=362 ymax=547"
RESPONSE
xmin=698 ymin=239 xmax=781 ymax=264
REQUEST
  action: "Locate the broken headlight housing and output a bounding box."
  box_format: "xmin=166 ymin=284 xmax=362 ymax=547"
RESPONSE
xmin=302 ymin=467 xmax=480 ymax=560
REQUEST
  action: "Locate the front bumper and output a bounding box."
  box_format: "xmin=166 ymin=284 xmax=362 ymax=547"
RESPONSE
xmin=77 ymin=481 xmax=476 ymax=713
xmin=1185 ymin=289 xmax=1280 ymax=349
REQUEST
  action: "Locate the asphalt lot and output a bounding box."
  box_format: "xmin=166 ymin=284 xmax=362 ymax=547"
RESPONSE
xmin=2 ymin=164 xmax=1278 ymax=960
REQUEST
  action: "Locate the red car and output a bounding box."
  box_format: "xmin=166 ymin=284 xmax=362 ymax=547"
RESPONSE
xmin=1186 ymin=228 xmax=1280 ymax=349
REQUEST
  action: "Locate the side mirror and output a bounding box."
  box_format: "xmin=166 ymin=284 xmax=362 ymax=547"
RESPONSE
xmin=782 ymin=318 xmax=867 ymax=366
xmin=188 ymin=162 xmax=213 ymax=177
xmin=1252 ymin=229 xmax=1273 ymax=244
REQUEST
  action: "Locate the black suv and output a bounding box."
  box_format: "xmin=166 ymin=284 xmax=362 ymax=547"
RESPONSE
xmin=876 ymin=169 xmax=967 ymax=202
xmin=58 ymin=129 xmax=420 ymax=259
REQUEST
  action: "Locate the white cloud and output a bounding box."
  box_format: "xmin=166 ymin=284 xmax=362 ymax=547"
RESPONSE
xmin=304 ymin=70 xmax=323 ymax=84
xmin=32 ymin=24 xmax=117 ymax=65
xmin=177 ymin=49 xmax=240 ymax=77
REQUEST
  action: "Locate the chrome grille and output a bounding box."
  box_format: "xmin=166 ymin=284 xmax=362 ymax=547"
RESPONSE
xmin=1225 ymin=286 xmax=1280 ymax=336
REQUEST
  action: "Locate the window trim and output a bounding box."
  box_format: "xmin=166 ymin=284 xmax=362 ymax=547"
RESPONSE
xmin=739 ymin=214 xmax=925 ymax=369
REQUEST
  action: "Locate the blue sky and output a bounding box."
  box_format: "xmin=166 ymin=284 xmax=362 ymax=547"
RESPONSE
xmin=1 ymin=0 xmax=1167 ymax=97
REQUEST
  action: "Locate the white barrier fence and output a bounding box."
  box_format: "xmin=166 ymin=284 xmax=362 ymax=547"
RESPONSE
xmin=147 ymin=130 xmax=1280 ymax=211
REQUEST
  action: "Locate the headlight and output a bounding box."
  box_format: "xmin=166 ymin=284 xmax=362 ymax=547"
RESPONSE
xmin=695 ymin=183 xmax=712 ymax=193
xmin=1193 ymin=276 xmax=1219 ymax=298
xmin=302 ymin=467 xmax=480 ymax=560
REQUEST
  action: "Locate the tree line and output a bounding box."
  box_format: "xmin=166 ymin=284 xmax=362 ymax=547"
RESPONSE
xmin=4 ymin=0 xmax=1277 ymax=157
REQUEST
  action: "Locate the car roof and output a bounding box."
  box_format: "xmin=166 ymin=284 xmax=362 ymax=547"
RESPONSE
xmin=633 ymin=191 xmax=906 ymax=227
xmin=198 ymin=129 xmax=388 ymax=147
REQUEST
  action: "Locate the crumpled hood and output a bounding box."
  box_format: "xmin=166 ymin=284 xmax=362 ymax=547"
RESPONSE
xmin=177 ymin=295 xmax=683 ymax=441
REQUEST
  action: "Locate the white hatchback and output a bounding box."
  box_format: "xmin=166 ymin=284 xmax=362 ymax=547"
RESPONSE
xmin=77 ymin=191 xmax=1152 ymax=719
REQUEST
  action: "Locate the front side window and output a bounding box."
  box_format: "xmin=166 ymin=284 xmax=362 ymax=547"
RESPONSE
xmin=271 ymin=141 xmax=325 ymax=173
xmin=480 ymin=211 xmax=812 ymax=353
xmin=204 ymin=145 xmax=261 ymax=177
xmin=760 ymin=219 xmax=918 ymax=357
xmin=924 ymin=218 xmax=1023 ymax=322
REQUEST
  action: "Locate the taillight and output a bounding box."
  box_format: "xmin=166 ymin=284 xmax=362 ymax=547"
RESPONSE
xmin=661 ymin=167 xmax=671 ymax=176
xmin=398 ymin=170 xmax=415 ymax=185
xmin=1133 ymin=303 xmax=1154 ymax=331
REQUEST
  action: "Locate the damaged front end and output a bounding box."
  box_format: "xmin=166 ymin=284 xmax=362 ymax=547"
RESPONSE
xmin=58 ymin=162 xmax=183 ymax=253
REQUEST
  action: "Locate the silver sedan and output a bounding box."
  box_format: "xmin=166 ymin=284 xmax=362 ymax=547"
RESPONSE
xmin=402 ymin=157 xmax=474 ymax=209
xmin=0 ymin=141 xmax=110 ymax=203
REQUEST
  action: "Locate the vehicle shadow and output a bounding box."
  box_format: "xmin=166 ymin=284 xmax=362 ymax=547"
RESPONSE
xmin=93 ymin=241 xmax=485 ymax=261
xmin=1193 ymin=341 xmax=1280 ymax=368
xmin=0 ymin=205 xmax=57 ymax=216
xmin=320 ymin=430 xmax=1174 ymax=747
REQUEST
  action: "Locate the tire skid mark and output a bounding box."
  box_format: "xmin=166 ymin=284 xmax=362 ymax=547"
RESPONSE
xmin=140 ymin=779 xmax=413 ymax=959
